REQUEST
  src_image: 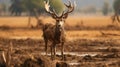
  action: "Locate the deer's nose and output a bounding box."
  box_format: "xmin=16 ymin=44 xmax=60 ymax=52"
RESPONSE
xmin=58 ymin=24 xmax=61 ymax=27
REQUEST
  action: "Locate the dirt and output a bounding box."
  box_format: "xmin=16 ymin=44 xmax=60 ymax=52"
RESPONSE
xmin=0 ymin=35 xmax=120 ymax=67
xmin=0 ymin=16 xmax=120 ymax=67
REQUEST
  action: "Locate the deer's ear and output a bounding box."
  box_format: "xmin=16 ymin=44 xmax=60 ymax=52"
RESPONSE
xmin=62 ymin=14 xmax=68 ymax=19
xmin=63 ymin=20 xmax=66 ymax=23
xmin=51 ymin=15 xmax=57 ymax=19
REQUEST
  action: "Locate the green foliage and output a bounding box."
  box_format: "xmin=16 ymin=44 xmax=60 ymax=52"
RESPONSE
xmin=113 ymin=0 xmax=120 ymax=12
xmin=9 ymin=0 xmax=64 ymax=16
xmin=102 ymin=1 xmax=109 ymax=15
xmin=0 ymin=3 xmax=6 ymax=12
xmin=50 ymin=0 xmax=64 ymax=14
xmin=22 ymin=0 xmax=43 ymax=11
xmin=9 ymin=0 xmax=24 ymax=16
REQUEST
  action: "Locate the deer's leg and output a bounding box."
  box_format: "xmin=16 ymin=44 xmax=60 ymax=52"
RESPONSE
xmin=53 ymin=44 xmax=56 ymax=59
xmin=51 ymin=43 xmax=54 ymax=60
xmin=61 ymin=42 xmax=64 ymax=60
xmin=45 ymin=40 xmax=48 ymax=55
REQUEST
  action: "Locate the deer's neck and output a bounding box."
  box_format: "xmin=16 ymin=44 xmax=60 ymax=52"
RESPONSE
xmin=54 ymin=26 xmax=65 ymax=43
xmin=55 ymin=25 xmax=65 ymax=36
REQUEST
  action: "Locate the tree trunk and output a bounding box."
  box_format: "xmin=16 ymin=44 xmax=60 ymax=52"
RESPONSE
xmin=28 ymin=12 xmax=31 ymax=28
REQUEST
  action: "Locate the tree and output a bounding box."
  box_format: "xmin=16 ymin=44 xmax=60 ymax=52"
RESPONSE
xmin=102 ymin=0 xmax=109 ymax=15
xmin=22 ymin=0 xmax=44 ymax=27
xmin=112 ymin=0 xmax=120 ymax=23
xmin=22 ymin=0 xmax=64 ymax=28
xmin=113 ymin=0 xmax=120 ymax=13
xmin=9 ymin=0 xmax=64 ymax=27
xmin=9 ymin=0 xmax=64 ymax=16
xmin=9 ymin=0 xmax=24 ymax=16
xmin=0 ymin=3 xmax=6 ymax=16
xmin=49 ymin=0 xmax=64 ymax=14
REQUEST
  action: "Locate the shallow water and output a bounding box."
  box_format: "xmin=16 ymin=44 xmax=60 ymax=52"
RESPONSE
xmin=41 ymin=52 xmax=97 ymax=57
xmin=68 ymin=62 xmax=80 ymax=65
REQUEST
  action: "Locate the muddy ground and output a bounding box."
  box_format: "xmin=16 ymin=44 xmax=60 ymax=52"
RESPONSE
xmin=0 ymin=35 xmax=120 ymax=67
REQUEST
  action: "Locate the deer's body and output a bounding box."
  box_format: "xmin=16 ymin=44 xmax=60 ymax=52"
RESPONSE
xmin=34 ymin=0 xmax=74 ymax=60
xmin=43 ymin=23 xmax=65 ymax=59
xmin=43 ymin=0 xmax=74 ymax=60
xmin=43 ymin=23 xmax=65 ymax=44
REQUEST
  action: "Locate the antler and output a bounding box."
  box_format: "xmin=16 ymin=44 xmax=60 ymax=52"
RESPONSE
xmin=44 ymin=0 xmax=58 ymax=19
xmin=44 ymin=0 xmax=74 ymax=19
xmin=61 ymin=0 xmax=74 ymax=19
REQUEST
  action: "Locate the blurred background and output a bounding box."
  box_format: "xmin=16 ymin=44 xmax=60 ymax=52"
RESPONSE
xmin=0 ymin=0 xmax=118 ymax=16
xmin=0 ymin=0 xmax=120 ymax=29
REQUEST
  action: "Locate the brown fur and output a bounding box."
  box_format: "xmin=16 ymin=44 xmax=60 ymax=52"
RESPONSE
xmin=33 ymin=0 xmax=74 ymax=60
xmin=42 ymin=21 xmax=66 ymax=60
xmin=43 ymin=0 xmax=74 ymax=60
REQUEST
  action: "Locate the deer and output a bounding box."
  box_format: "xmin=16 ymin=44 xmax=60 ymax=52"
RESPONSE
xmin=42 ymin=0 xmax=74 ymax=60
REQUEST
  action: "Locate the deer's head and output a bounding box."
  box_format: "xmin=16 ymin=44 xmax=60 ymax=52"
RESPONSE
xmin=44 ymin=0 xmax=74 ymax=28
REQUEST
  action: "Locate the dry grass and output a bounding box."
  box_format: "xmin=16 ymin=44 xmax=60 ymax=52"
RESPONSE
xmin=0 ymin=17 xmax=28 ymax=27
xmin=0 ymin=16 xmax=120 ymax=40
xmin=0 ymin=29 xmax=120 ymax=41
xmin=66 ymin=16 xmax=112 ymax=26
xmin=0 ymin=16 xmax=119 ymax=27
xmin=0 ymin=16 xmax=120 ymax=67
